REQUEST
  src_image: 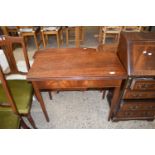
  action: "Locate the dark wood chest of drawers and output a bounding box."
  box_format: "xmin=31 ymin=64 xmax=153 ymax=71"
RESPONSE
xmin=111 ymin=32 xmax=155 ymax=121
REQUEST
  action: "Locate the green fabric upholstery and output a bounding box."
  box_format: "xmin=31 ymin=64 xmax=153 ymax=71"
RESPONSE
xmin=0 ymin=80 xmax=33 ymax=114
xmin=0 ymin=111 xmax=20 ymax=129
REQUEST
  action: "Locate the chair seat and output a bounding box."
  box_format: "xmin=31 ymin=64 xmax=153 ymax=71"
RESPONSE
xmin=0 ymin=111 xmax=20 ymax=129
xmin=0 ymin=80 xmax=33 ymax=114
xmin=42 ymin=26 xmax=60 ymax=31
xmin=19 ymin=27 xmax=39 ymax=33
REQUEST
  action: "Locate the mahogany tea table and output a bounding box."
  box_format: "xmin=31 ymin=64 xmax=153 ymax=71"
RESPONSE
xmin=27 ymin=48 xmax=126 ymax=122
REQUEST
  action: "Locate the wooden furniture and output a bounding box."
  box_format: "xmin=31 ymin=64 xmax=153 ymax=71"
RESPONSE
xmin=99 ymin=26 xmax=123 ymax=44
xmin=65 ymin=26 xmax=84 ymax=47
xmin=123 ymin=26 xmax=142 ymax=32
xmin=17 ymin=26 xmax=40 ymax=50
xmin=5 ymin=26 xmax=18 ymax=36
xmin=41 ymin=26 xmax=63 ymax=48
xmin=110 ymin=32 xmax=155 ymax=121
xmin=27 ymin=48 xmax=126 ymax=121
xmin=0 ymin=65 xmax=30 ymax=129
xmin=0 ymin=36 xmax=37 ymax=128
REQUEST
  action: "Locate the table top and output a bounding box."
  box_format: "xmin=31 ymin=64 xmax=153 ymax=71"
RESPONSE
xmin=27 ymin=48 xmax=127 ymax=81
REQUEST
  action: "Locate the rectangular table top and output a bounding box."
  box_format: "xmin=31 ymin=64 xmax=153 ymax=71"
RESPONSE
xmin=27 ymin=48 xmax=127 ymax=81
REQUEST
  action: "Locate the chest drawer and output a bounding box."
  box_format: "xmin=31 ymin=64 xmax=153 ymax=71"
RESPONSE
xmin=130 ymin=78 xmax=155 ymax=90
xmin=123 ymin=89 xmax=155 ymax=99
xmin=115 ymin=110 xmax=155 ymax=120
xmin=120 ymin=101 xmax=155 ymax=111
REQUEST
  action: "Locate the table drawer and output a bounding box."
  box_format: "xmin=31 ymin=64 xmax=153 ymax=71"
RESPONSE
xmin=130 ymin=79 xmax=155 ymax=90
xmin=120 ymin=101 xmax=155 ymax=111
xmin=36 ymin=80 xmax=122 ymax=90
xmin=123 ymin=89 xmax=155 ymax=99
xmin=115 ymin=110 xmax=155 ymax=119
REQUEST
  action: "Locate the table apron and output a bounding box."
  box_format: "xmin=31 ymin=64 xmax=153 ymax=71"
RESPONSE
xmin=33 ymin=79 xmax=122 ymax=90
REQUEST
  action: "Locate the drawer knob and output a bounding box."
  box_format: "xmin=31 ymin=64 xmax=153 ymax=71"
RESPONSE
xmin=143 ymin=51 xmax=153 ymax=56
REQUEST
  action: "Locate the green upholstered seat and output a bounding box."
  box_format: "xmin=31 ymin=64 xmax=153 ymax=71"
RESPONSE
xmin=0 ymin=80 xmax=33 ymax=114
xmin=0 ymin=111 xmax=20 ymax=129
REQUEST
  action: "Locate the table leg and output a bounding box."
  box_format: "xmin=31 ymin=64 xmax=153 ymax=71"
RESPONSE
xmin=32 ymin=82 xmax=49 ymax=122
xmin=108 ymin=86 xmax=121 ymax=121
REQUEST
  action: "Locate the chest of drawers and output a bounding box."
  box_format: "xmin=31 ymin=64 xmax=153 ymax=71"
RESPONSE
xmin=110 ymin=32 xmax=155 ymax=121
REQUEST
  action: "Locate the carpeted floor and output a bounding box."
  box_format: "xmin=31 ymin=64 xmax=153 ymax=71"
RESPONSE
xmin=14 ymin=27 xmax=155 ymax=128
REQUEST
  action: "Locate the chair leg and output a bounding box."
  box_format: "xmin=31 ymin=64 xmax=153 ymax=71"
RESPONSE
xmin=41 ymin=31 xmax=46 ymax=48
xmin=60 ymin=29 xmax=63 ymax=45
xmin=27 ymin=113 xmax=37 ymax=129
xmin=66 ymin=28 xmax=69 ymax=47
xmin=34 ymin=34 xmax=39 ymax=50
xmin=102 ymin=33 xmax=106 ymax=44
xmin=20 ymin=118 xmax=30 ymax=129
xmin=48 ymin=91 xmax=53 ymax=100
xmin=56 ymin=33 xmax=60 ymax=48
xmin=102 ymin=90 xmax=106 ymax=99
xmin=80 ymin=27 xmax=84 ymax=43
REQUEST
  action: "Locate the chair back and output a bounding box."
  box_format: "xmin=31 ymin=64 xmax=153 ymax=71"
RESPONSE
xmin=123 ymin=26 xmax=142 ymax=32
xmin=0 ymin=65 xmax=19 ymax=114
xmin=0 ymin=36 xmax=30 ymax=75
xmin=103 ymin=26 xmax=123 ymax=33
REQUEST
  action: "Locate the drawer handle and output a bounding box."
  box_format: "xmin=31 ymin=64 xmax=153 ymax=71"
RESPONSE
xmin=140 ymin=84 xmax=154 ymax=89
xmin=131 ymin=94 xmax=142 ymax=98
xmin=129 ymin=106 xmax=138 ymax=110
xmin=125 ymin=112 xmax=131 ymax=116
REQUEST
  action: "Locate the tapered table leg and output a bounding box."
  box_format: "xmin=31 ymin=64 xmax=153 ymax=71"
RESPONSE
xmin=32 ymin=82 xmax=49 ymax=122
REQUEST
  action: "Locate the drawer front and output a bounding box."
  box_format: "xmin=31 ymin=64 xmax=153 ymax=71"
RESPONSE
xmin=36 ymin=80 xmax=121 ymax=90
xmin=120 ymin=101 xmax=155 ymax=111
xmin=115 ymin=110 xmax=155 ymax=119
xmin=130 ymin=79 xmax=155 ymax=90
xmin=123 ymin=89 xmax=155 ymax=99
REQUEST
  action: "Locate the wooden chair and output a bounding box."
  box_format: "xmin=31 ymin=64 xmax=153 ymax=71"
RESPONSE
xmin=5 ymin=26 xmax=18 ymax=36
xmin=17 ymin=26 xmax=41 ymax=50
xmin=99 ymin=26 xmax=123 ymax=44
xmin=41 ymin=26 xmax=63 ymax=48
xmin=0 ymin=35 xmax=37 ymax=128
xmin=65 ymin=26 xmax=84 ymax=47
xmin=0 ymin=65 xmax=30 ymax=129
xmin=122 ymin=26 xmax=142 ymax=32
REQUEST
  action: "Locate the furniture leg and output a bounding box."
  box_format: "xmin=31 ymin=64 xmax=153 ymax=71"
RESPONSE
xmin=102 ymin=90 xmax=106 ymax=99
xmin=34 ymin=33 xmax=39 ymax=50
xmin=66 ymin=28 xmax=69 ymax=47
xmin=27 ymin=113 xmax=37 ymax=129
xmin=41 ymin=31 xmax=46 ymax=48
xmin=32 ymin=82 xmax=49 ymax=122
xmin=102 ymin=32 xmax=106 ymax=44
xmin=98 ymin=27 xmax=103 ymax=43
xmin=20 ymin=118 xmax=30 ymax=129
xmin=60 ymin=29 xmax=63 ymax=45
xmin=56 ymin=33 xmax=60 ymax=48
xmin=75 ymin=27 xmax=80 ymax=47
xmin=48 ymin=91 xmax=53 ymax=100
xmin=108 ymin=86 xmax=121 ymax=121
